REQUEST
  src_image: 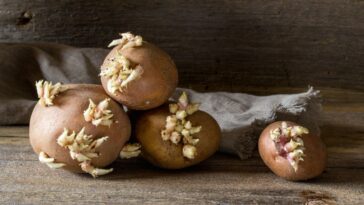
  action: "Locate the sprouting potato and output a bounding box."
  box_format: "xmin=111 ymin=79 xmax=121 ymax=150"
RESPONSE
xmin=135 ymin=92 xmax=221 ymax=169
xmin=30 ymin=82 xmax=131 ymax=177
xmin=258 ymin=121 xmax=327 ymax=181
xmin=100 ymin=32 xmax=178 ymax=110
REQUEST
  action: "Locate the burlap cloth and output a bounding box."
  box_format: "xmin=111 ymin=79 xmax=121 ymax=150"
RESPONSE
xmin=0 ymin=43 xmax=321 ymax=159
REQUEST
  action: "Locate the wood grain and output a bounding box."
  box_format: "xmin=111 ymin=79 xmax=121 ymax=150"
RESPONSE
xmin=0 ymin=102 xmax=363 ymax=204
xmin=0 ymin=0 xmax=363 ymax=91
xmin=0 ymin=1 xmax=363 ymax=203
xmin=0 ymin=138 xmax=362 ymax=205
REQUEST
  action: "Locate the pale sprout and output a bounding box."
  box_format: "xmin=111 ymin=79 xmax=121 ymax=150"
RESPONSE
xmin=35 ymin=80 xmax=64 ymax=106
xmin=80 ymin=161 xmax=113 ymax=178
xmin=108 ymin=32 xmax=143 ymax=49
xmin=120 ymin=143 xmax=142 ymax=159
xmin=183 ymin=145 xmax=197 ymax=160
xmin=83 ymin=98 xmax=114 ymax=127
xmin=38 ymin=151 xmax=65 ymax=169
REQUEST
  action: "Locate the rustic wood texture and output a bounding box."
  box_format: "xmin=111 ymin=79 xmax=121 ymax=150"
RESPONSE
xmin=0 ymin=88 xmax=363 ymax=204
xmin=0 ymin=0 xmax=363 ymax=203
xmin=0 ymin=0 xmax=363 ymax=91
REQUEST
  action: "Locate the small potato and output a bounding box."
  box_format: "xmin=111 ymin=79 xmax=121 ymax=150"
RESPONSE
xmin=29 ymin=82 xmax=131 ymax=177
xmin=135 ymin=93 xmax=221 ymax=169
xmin=258 ymin=121 xmax=327 ymax=181
xmin=100 ymin=32 xmax=178 ymax=110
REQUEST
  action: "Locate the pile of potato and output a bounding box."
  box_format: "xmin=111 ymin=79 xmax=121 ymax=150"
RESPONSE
xmin=29 ymin=32 xmax=326 ymax=181
xmin=29 ymin=33 xmax=221 ymax=177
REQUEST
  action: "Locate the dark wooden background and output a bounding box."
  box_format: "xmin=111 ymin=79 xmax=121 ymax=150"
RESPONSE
xmin=0 ymin=0 xmax=363 ymax=92
xmin=0 ymin=1 xmax=364 ymax=204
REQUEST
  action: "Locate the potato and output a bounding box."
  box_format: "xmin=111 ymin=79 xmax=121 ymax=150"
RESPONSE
xmin=135 ymin=92 xmax=221 ymax=169
xmin=258 ymin=121 xmax=327 ymax=181
xmin=100 ymin=32 xmax=178 ymax=110
xmin=29 ymin=82 xmax=131 ymax=177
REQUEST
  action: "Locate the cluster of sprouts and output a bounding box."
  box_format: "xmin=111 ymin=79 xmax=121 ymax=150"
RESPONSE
xmin=35 ymin=80 xmax=64 ymax=106
xmin=161 ymin=92 xmax=202 ymax=159
xmin=56 ymin=128 xmax=112 ymax=177
xmin=83 ymin=98 xmax=114 ymax=127
xmin=270 ymin=122 xmax=309 ymax=171
xmin=100 ymin=32 xmax=144 ymax=94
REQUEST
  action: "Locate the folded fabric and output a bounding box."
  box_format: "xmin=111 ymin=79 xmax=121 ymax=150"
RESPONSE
xmin=172 ymin=87 xmax=321 ymax=159
xmin=0 ymin=43 xmax=321 ymax=159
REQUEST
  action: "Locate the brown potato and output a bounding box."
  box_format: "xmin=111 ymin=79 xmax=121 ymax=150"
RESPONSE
xmin=258 ymin=121 xmax=327 ymax=181
xmin=135 ymin=95 xmax=221 ymax=169
xmin=100 ymin=33 xmax=178 ymax=110
xmin=29 ymin=83 xmax=131 ymax=176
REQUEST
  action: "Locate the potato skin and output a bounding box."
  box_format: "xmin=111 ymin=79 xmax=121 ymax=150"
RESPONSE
xmin=29 ymin=84 xmax=131 ymax=173
xmin=258 ymin=121 xmax=327 ymax=181
xmin=135 ymin=105 xmax=221 ymax=169
xmin=101 ymin=42 xmax=178 ymax=110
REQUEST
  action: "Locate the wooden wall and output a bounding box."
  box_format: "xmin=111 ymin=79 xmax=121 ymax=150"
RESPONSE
xmin=0 ymin=0 xmax=363 ymax=92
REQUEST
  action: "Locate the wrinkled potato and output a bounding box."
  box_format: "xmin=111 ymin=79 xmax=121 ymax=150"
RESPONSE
xmin=29 ymin=82 xmax=131 ymax=177
xmin=135 ymin=92 xmax=221 ymax=169
xmin=100 ymin=32 xmax=178 ymax=110
xmin=258 ymin=121 xmax=327 ymax=181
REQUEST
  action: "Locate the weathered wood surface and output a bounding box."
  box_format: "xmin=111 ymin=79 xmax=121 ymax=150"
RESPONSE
xmin=0 ymin=88 xmax=363 ymax=204
xmin=0 ymin=0 xmax=363 ymax=91
xmin=0 ymin=0 xmax=363 ymax=203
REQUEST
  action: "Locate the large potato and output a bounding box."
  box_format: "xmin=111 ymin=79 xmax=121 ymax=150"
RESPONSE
xmin=30 ymin=83 xmax=131 ymax=177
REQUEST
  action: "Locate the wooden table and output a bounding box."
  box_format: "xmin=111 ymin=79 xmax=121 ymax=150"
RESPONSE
xmin=0 ymin=87 xmax=363 ymax=204
xmin=0 ymin=1 xmax=363 ymax=203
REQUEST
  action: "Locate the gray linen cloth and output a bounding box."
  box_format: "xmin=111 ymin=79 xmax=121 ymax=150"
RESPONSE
xmin=172 ymin=88 xmax=321 ymax=159
xmin=0 ymin=43 xmax=321 ymax=159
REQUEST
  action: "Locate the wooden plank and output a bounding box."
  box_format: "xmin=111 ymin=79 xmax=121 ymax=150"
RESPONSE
xmin=0 ymin=126 xmax=28 ymax=137
xmin=0 ymin=0 xmax=363 ymax=91
xmin=0 ymin=137 xmax=363 ymax=204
